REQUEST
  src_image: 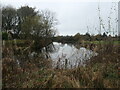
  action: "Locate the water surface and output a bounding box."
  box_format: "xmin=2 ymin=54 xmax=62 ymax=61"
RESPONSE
xmin=49 ymin=42 xmax=98 ymax=68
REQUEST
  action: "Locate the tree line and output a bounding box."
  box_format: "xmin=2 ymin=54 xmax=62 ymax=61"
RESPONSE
xmin=53 ymin=32 xmax=119 ymax=43
xmin=2 ymin=5 xmax=57 ymax=40
xmin=1 ymin=5 xmax=58 ymax=50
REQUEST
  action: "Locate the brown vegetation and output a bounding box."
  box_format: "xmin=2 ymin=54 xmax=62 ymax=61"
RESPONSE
xmin=2 ymin=41 xmax=120 ymax=88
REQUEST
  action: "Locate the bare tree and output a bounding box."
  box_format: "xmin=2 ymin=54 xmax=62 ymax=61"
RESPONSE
xmin=39 ymin=9 xmax=58 ymax=38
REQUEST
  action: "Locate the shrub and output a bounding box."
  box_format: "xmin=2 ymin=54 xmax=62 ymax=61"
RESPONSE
xmin=2 ymin=32 xmax=8 ymax=40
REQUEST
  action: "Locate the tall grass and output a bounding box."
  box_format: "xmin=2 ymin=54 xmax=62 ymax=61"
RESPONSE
xmin=2 ymin=40 xmax=120 ymax=88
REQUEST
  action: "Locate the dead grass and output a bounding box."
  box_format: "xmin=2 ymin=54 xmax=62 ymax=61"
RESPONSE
xmin=2 ymin=42 xmax=120 ymax=88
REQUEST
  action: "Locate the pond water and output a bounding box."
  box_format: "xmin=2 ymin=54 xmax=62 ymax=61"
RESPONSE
xmin=14 ymin=42 xmax=98 ymax=69
xmin=48 ymin=42 xmax=98 ymax=69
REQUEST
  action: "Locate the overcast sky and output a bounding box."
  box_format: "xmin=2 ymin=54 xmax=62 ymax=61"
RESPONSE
xmin=0 ymin=0 xmax=118 ymax=36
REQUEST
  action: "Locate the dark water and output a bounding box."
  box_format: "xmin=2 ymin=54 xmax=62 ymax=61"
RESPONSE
xmin=48 ymin=42 xmax=98 ymax=68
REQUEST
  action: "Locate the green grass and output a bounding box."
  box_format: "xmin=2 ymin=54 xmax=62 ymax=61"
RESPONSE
xmin=4 ymin=39 xmax=120 ymax=45
xmin=83 ymin=41 xmax=120 ymax=44
xmin=5 ymin=39 xmax=27 ymax=43
xmin=4 ymin=39 xmax=32 ymax=47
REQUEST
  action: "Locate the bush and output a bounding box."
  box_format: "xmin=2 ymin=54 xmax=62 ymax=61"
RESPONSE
xmin=2 ymin=32 xmax=8 ymax=40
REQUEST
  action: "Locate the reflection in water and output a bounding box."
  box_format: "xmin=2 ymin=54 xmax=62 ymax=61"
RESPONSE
xmin=14 ymin=42 xmax=97 ymax=69
xmin=49 ymin=42 xmax=98 ymax=69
